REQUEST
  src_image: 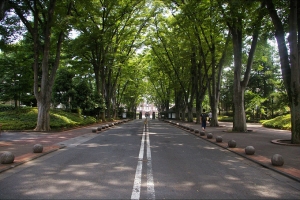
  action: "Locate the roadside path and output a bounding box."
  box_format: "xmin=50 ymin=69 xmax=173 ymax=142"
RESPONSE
xmin=161 ymin=119 xmax=300 ymax=182
xmin=0 ymin=120 xmax=127 ymax=173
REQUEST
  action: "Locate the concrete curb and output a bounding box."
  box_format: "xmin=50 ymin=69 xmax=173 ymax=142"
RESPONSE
xmin=0 ymin=145 xmax=65 ymax=173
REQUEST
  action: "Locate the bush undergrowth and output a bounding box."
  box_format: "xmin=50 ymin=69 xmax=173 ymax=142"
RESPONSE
xmin=0 ymin=107 xmax=96 ymax=131
xmin=0 ymin=107 xmax=291 ymax=131
xmin=219 ymin=114 xmax=291 ymax=130
xmin=261 ymin=114 xmax=291 ymax=130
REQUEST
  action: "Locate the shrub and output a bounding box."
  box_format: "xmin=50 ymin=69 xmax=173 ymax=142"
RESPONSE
xmin=0 ymin=105 xmax=15 ymax=112
xmin=0 ymin=107 xmax=96 ymax=130
xmin=262 ymin=114 xmax=291 ymax=130
xmin=218 ymin=115 xmax=233 ymax=122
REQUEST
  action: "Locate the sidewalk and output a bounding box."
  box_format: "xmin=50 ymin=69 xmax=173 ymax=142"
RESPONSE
xmin=161 ymin=119 xmax=300 ymax=182
xmin=0 ymin=120 xmax=127 ymax=173
xmin=0 ymin=119 xmax=300 ymax=183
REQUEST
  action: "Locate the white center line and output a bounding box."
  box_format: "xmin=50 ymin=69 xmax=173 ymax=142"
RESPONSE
xmin=131 ymin=119 xmax=155 ymax=200
xmin=146 ymin=125 xmax=155 ymax=199
xmin=131 ymin=125 xmax=145 ymax=200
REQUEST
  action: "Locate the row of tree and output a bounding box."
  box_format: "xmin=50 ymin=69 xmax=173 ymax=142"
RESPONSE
xmin=0 ymin=0 xmax=151 ymax=130
xmin=143 ymin=0 xmax=299 ymax=143
xmin=0 ymin=0 xmax=299 ymax=144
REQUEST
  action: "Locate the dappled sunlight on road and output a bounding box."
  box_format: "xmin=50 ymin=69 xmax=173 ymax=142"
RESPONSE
xmin=203 ymin=146 xmax=217 ymax=150
xmin=1 ymin=120 xmax=299 ymax=199
xmin=223 ymin=174 xmax=241 ymax=181
xmin=81 ymin=143 xmax=115 ymax=148
xmin=247 ymin=184 xmax=282 ymax=198
xmin=7 ymin=160 xmax=136 ymax=199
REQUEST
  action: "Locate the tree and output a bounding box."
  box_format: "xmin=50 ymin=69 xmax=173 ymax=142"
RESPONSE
xmin=3 ymin=0 xmax=73 ymax=131
xmin=115 ymin=54 xmax=147 ymax=119
xmin=145 ymin=49 xmax=173 ymax=117
xmin=151 ymin=0 xmax=232 ymax=124
xmin=265 ymin=0 xmax=300 ymax=143
xmin=246 ymin=40 xmax=283 ymax=120
xmin=52 ymin=67 xmax=75 ymax=109
xmin=0 ymin=42 xmax=34 ymax=107
xmin=176 ymin=0 xmax=232 ymax=125
xmin=218 ymin=0 xmax=266 ymax=132
xmin=72 ymin=78 xmax=94 ymax=113
xmin=149 ymin=9 xmax=199 ymax=121
xmin=219 ymin=68 xmax=234 ymax=115
xmin=69 ymin=0 xmax=151 ymax=121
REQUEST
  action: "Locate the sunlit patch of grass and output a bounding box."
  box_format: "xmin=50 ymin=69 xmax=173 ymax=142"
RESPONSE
xmin=50 ymin=113 xmax=79 ymax=129
xmin=261 ymin=114 xmax=291 ymax=130
xmin=49 ymin=110 xmax=96 ymax=129
xmin=0 ymin=107 xmax=96 ymax=130
xmin=218 ymin=115 xmax=233 ymax=122
xmin=218 ymin=114 xmax=291 ymax=131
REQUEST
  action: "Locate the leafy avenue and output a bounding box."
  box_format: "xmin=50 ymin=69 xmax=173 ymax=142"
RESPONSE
xmin=0 ymin=0 xmax=299 ymax=144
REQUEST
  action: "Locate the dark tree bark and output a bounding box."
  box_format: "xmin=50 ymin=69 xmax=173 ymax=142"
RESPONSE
xmin=265 ymin=0 xmax=300 ymax=144
xmin=0 ymin=0 xmax=8 ymax=20
xmin=209 ymin=31 xmax=231 ymax=127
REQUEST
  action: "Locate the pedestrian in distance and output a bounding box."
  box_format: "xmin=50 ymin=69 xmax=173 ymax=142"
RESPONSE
xmin=208 ymin=111 xmax=212 ymax=122
xmin=200 ymin=109 xmax=208 ymax=131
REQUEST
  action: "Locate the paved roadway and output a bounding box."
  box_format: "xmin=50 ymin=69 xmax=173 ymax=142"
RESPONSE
xmin=0 ymin=119 xmax=299 ymax=199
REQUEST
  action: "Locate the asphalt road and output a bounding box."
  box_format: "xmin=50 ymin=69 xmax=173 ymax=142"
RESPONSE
xmin=0 ymin=119 xmax=299 ymax=199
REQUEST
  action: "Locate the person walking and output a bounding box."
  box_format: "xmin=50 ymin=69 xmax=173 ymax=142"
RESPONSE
xmin=208 ymin=111 xmax=212 ymax=122
xmin=200 ymin=109 xmax=208 ymax=131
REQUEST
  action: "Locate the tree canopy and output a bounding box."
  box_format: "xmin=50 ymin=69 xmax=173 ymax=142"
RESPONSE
xmin=0 ymin=0 xmax=299 ymax=143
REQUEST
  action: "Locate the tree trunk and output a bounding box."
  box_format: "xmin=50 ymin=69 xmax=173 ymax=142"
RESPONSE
xmin=0 ymin=0 xmax=8 ymax=20
xmin=209 ymin=50 xmax=219 ymax=127
xmin=106 ymin=97 xmax=111 ymax=119
xmin=35 ymin=97 xmax=51 ymax=131
xmin=288 ymin=0 xmax=300 ymax=143
xmin=33 ymin=1 xmax=71 ymax=131
xmin=210 ymin=31 xmax=231 ymax=127
xmin=232 ymin=89 xmax=247 ymax=131
xmin=189 ymin=45 xmax=197 ymax=123
xmin=187 ymin=103 xmax=193 ymax=122
xmin=266 ymin=0 xmax=300 ymax=144
xmin=229 ymin=2 xmax=263 ymax=132
xmin=32 ymin=0 xmax=59 ymax=131
xmin=231 ymin=20 xmax=247 ymax=132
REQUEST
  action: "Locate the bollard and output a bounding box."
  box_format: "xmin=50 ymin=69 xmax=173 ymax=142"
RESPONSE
xmin=207 ymin=133 xmax=213 ymax=139
xmin=33 ymin=144 xmax=43 ymax=153
xmin=216 ymin=136 xmax=222 ymax=143
xmin=245 ymin=146 xmax=255 ymax=155
xmin=0 ymin=151 xmax=14 ymax=164
xmin=271 ymin=154 xmax=284 ymax=166
xmin=228 ymin=140 xmax=237 ymax=148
